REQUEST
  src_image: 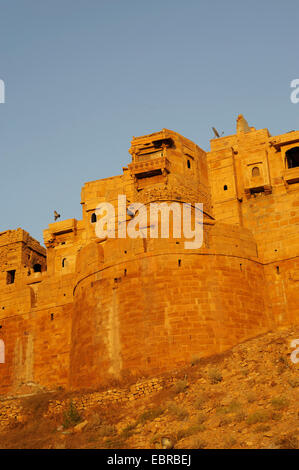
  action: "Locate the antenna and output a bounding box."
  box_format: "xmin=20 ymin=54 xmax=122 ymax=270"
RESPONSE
xmin=212 ymin=127 xmax=220 ymax=138
xmin=212 ymin=127 xmax=224 ymax=138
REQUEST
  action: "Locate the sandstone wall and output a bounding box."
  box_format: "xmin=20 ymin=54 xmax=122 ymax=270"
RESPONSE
xmin=69 ymin=222 xmax=270 ymax=390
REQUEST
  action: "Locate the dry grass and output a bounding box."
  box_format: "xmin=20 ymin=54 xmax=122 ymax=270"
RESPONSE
xmin=173 ymin=380 xmax=188 ymax=394
xmin=223 ymin=435 xmax=237 ymax=448
xmin=193 ymin=392 xmax=209 ymax=409
xmin=287 ymin=376 xmax=299 ymax=388
xmin=0 ymin=418 xmax=58 ymax=449
xmin=167 ymin=403 xmax=189 ymax=421
xmin=246 ymin=392 xmax=257 ymax=403
xmin=120 ymin=422 xmax=137 ymax=439
xmin=0 ymin=327 xmax=298 ymax=450
xmin=189 ymin=437 xmax=206 ymax=449
xmin=275 ymin=434 xmax=298 ymax=449
xmin=271 ymin=396 xmax=289 ymax=410
xmin=207 ymin=368 xmax=223 ymax=384
xmin=246 ymin=411 xmax=271 ymax=425
xmin=137 ymin=406 xmax=164 ymax=424
xmin=216 ymin=399 xmax=241 ymax=415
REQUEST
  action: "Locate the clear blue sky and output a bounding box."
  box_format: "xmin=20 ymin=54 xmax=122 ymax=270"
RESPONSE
xmin=0 ymin=0 xmax=298 ymax=243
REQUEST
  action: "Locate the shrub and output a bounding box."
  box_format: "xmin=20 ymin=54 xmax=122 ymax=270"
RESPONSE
xmin=216 ymin=400 xmax=241 ymax=415
xmin=254 ymin=424 xmax=271 ymax=433
xmin=277 ymin=356 xmax=289 ymax=374
xmin=271 ymin=411 xmax=282 ymax=421
xmin=174 ymin=380 xmax=188 ymax=394
xmin=271 ymin=396 xmax=289 ymax=410
xmin=138 ymin=407 xmax=164 ymax=424
xmin=224 ymin=436 xmax=237 ymax=448
xmin=208 ymin=368 xmax=223 ymax=384
xmin=190 ymin=423 xmax=206 ymax=433
xmin=105 ymin=436 xmax=126 ymax=449
xmin=97 ymin=424 xmax=117 ymax=437
xmin=191 ymin=437 xmax=206 ymax=449
xmin=278 ymin=355 xmax=288 ymax=366
xmin=167 ymin=403 xmax=189 ymax=421
xmin=288 ymin=377 xmax=299 ymax=388
xmin=120 ymin=422 xmax=137 ymax=439
xmin=196 ymin=412 xmax=207 ymax=425
xmin=62 ymin=400 xmax=82 ymax=429
xmin=176 ymin=423 xmax=206 ymax=441
xmin=276 ymin=434 xmax=298 ymax=449
xmin=194 ymin=392 xmax=209 ymax=409
xmin=246 ymin=411 xmax=270 ymax=425
xmin=246 ymin=392 xmax=257 ymax=403
xmin=176 ymin=428 xmax=191 ymax=441
xmin=234 ymin=411 xmax=246 ymax=423
xmin=218 ymin=416 xmax=232 ymax=427
xmin=226 ymin=400 xmax=241 ymax=413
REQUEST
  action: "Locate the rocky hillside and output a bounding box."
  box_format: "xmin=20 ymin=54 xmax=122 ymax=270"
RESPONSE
xmin=0 ymin=326 xmax=298 ymax=449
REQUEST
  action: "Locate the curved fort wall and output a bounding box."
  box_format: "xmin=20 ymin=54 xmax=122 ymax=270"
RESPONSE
xmin=69 ymin=222 xmax=271 ymax=390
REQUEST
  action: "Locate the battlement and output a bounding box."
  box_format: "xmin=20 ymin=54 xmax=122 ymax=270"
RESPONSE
xmin=0 ymin=228 xmax=46 ymax=253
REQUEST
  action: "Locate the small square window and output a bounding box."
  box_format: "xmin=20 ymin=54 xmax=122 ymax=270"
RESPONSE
xmin=7 ymin=270 xmax=16 ymax=285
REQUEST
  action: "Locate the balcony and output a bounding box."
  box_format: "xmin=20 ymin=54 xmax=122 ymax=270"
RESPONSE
xmin=128 ymin=156 xmax=170 ymax=179
xmin=284 ymin=166 xmax=299 ymax=185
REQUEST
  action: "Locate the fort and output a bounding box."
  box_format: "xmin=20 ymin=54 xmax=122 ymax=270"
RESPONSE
xmin=0 ymin=115 xmax=298 ymax=396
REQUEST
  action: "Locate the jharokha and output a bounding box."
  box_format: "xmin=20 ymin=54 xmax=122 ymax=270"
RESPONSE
xmin=0 ymin=115 xmax=299 ymax=396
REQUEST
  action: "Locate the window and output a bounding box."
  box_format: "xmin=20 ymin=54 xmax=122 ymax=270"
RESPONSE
xmin=6 ymin=270 xmax=15 ymax=285
xmin=187 ymin=159 xmax=191 ymax=169
xmin=286 ymin=147 xmax=299 ymax=169
xmin=224 ymin=185 xmax=228 ymax=191
xmin=252 ymin=166 xmax=260 ymax=177
xmin=91 ymin=213 xmax=97 ymax=223
xmin=33 ymin=264 xmax=41 ymax=273
xmin=62 ymin=258 xmax=67 ymax=268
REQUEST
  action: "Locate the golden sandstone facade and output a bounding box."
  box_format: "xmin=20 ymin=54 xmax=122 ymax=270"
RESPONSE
xmin=0 ymin=115 xmax=298 ymax=395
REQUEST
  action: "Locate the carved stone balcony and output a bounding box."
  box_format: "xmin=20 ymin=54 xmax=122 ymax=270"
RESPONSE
xmin=284 ymin=166 xmax=299 ymax=185
xmin=128 ymin=156 xmax=170 ymax=179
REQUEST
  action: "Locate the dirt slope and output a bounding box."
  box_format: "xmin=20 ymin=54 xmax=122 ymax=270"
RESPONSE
xmin=0 ymin=326 xmax=298 ymax=449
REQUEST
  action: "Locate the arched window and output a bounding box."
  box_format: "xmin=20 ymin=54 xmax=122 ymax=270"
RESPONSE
xmin=187 ymin=159 xmax=191 ymax=169
xmin=62 ymin=258 xmax=67 ymax=268
xmin=252 ymin=166 xmax=260 ymax=177
xmin=91 ymin=213 xmax=97 ymax=223
xmin=224 ymin=185 xmax=228 ymax=191
xmin=33 ymin=264 xmax=42 ymax=273
xmin=286 ymin=147 xmax=299 ymax=168
xmin=0 ymin=339 xmax=4 ymax=363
